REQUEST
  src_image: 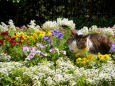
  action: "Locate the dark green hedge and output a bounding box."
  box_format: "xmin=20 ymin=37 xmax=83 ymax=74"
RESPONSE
xmin=0 ymin=0 xmax=115 ymax=29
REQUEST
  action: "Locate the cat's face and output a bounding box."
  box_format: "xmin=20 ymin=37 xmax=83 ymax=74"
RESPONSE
xmin=67 ymin=29 xmax=89 ymax=52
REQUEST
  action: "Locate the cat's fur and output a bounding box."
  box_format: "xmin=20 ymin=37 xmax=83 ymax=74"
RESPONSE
xmin=67 ymin=29 xmax=113 ymax=54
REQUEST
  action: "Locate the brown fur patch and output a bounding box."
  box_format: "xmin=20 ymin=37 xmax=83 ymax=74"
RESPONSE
xmin=89 ymin=33 xmax=113 ymax=54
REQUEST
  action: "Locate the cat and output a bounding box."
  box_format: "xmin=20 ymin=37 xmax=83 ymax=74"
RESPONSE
xmin=67 ymin=29 xmax=114 ymax=55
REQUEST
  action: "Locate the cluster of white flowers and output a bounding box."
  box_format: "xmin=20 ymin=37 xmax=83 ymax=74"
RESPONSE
xmin=8 ymin=19 xmax=16 ymax=30
xmin=0 ymin=22 xmax=8 ymax=32
xmin=0 ymin=53 xmax=11 ymax=62
xmin=77 ymin=25 xmax=115 ymax=37
xmin=0 ymin=19 xmax=16 ymax=32
xmin=0 ymin=62 xmax=22 ymax=80
xmin=0 ymin=57 xmax=114 ymax=86
xmin=42 ymin=18 xmax=75 ymax=30
xmin=28 ymin=20 xmax=40 ymax=31
xmin=42 ymin=21 xmax=59 ymax=30
xmin=57 ymin=18 xmax=76 ymax=29
xmin=77 ymin=26 xmax=89 ymax=35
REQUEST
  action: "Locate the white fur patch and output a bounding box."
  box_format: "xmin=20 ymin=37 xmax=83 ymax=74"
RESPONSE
xmin=68 ymin=40 xmax=78 ymax=52
xmin=87 ymin=36 xmax=93 ymax=51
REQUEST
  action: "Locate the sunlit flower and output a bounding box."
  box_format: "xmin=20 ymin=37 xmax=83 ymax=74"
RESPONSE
xmin=76 ymin=58 xmax=82 ymax=64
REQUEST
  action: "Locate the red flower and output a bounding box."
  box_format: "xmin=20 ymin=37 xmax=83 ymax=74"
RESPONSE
xmin=17 ymin=41 xmax=22 ymax=45
xmin=5 ymin=38 xmax=10 ymax=41
xmin=14 ymin=33 xmax=16 ymax=36
xmin=1 ymin=32 xmax=9 ymax=36
xmin=0 ymin=40 xmax=3 ymax=46
xmin=10 ymin=37 xmax=16 ymax=40
xmin=18 ymin=36 xmax=23 ymax=39
xmin=9 ymin=40 xmax=16 ymax=45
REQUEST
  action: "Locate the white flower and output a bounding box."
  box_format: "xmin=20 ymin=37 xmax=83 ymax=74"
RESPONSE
xmin=77 ymin=26 xmax=89 ymax=35
xmin=53 ymin=74 xmax=64 ymax=83
xmin=86 ymin=78 xmax=95 ymax=84
xmin=33 ymin=81 xmax=41 ymax=86
xmin=69 ymin=80 xmax=76 ymax=86
xmin=89 ymin=25 xmax=98 ymax=33
xmin=0 ymin=53 xmax=11 ymax=62
xmin=28 ymin=20 xmax=40 ymax=31
xmin=0 ymin=22 xmax=8 ymax=32
xmin=57 ymin=18 xmax=75 ymax=29
xmin=8 ymin=19 xmax=16 ymax=30
xmin=42 ymin=21 xmax=58 ymax=30
xmin=45 ymin=76 xmax=55 ymax=86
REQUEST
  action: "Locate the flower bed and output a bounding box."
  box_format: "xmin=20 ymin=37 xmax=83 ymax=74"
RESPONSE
xmin=0 ymin=18 xmax=115 ymax=86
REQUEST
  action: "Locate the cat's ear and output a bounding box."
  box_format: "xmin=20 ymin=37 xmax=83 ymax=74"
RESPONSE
xmin=70 ymin=29 xmax=77 ymax=36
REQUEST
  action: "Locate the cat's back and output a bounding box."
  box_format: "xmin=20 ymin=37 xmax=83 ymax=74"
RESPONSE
xmin=88 ymin=33 xmax=113 ymax=54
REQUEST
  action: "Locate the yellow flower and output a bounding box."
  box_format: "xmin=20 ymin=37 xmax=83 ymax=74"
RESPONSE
xmin=82 ymin=60 xmax=86 ymax=65
xmin=26 ymin=36 xmax=30 ymax=39
xmin=76 ymin=58 xmax=82 ymax=64
xmin=32 ymin=33 xmax=38 ymax=39
xmin=87 ymin=54 xmax=94 ymax=61
xmin=98 ymin=53 xmax=110 ymax=61
xmin=20 ymin=32 xmax=25 ymax=36
xmin=83 ymin=58 xmax=87 ymax=62
xmin=75 ymin=53 xmax=80 ymax=57
xmin=84 ymin=48 xmax=88 ymax=51
xmin=104 ymin=54 xmax=111 ymax=60
xmin=23 ymin=36 xmax=26 ymax=39
xmin=39 ymin=33 xmax=45 ymax=37
xmin=35 ymin=30 xmax=41 ymax=34
xmin=47 ymin=31 xmax=52 ymax=36
xmin=30 ymin=36 xmax=34 ymax=39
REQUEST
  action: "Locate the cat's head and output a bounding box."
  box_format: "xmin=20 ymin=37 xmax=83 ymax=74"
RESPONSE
xmin=67 ymin=29 xmax=89 ymax=52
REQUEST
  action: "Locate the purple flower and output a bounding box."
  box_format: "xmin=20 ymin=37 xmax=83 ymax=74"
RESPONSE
xmin=48 ymin=36 xmax=50 ymax=39
xmin=48 ymin=39 xmax=52 ymax=44
xmin=35 ymin=50 xmax=41 ymax=55
xmin=60 ymin=50 xmax=66 ymax=55
xmin=36 ymin=43 xmax=46 ymax=49
xmin=50 ymin=30 xmax=56 ymax=36
xmin=27 ymin=52 xmax=35 ymax=58
xmin=37 ymin=43 xmax=42 ymax=47
xmin=23 ymin=46 xmax=29 ymax=52
xmin=50 ymin=48 xmax=57 ymax=53
xmin=54 ymin=29 xmax=60 ymax=33
xmin=57 ymin=33 xmax=63 ymax=39
xmin=41 ymin=52 xmax=47 ymax=56
xmin=112 ymin=44 xmax=115 ymax=51
xmin=49 ymin=48 xmax=59 ymax=54
xmin=29 ymin=47 xmax=37 ymax=52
